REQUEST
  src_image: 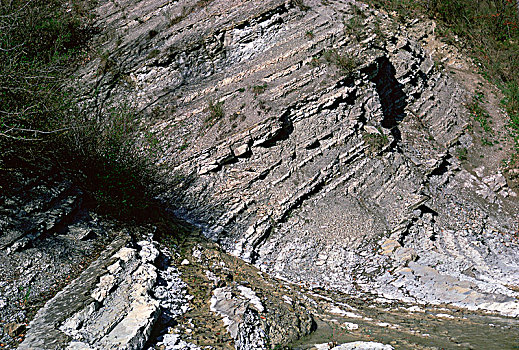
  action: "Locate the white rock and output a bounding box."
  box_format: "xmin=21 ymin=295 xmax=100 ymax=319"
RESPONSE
xmin=237 ymin=285 xmax=264 ymax=312
xmin=332 ymin=341 xmax=394 ymax=350
xmin=329 ymin=306 xmax=362 ymax=318
xmin=343 ymin=322 xmax=359 ymax=330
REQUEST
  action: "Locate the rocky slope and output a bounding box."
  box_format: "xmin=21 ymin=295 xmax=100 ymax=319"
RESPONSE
xmin=76 ymin=0 xmax=519 ymax=315
xmin=2 ymin=0 xmax=519 ymax=348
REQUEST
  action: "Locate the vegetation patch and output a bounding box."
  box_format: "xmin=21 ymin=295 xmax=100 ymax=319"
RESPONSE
xmin=251 ymin=83 xmax=268 ymax=95
xmin=457 ymin=147 xmax=468 ymax=161
xmin=0 ymin=0 xmax=164 ymax=222
xmin=205 ymin=100 xmax=225 ymax=127
xmin=147 ymin=49 xmax=160 ymax=59
xmin=363 ymin=131 xmax=389 ymax=155
xmin=467 ymin=91 xmax=493 ymax=134
xmin=0 ymin=0 xmax=91 ymax=155
xmin=292 ymin=0 xmax=310 ymax=11
xmin=322 ymin=49 xmax=358 ymax=76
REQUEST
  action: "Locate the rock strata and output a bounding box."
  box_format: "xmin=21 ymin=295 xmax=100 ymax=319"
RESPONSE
xmin=0 ymin=171 xmax=118 ymax=348
xmin=210 ymin=286 xmax=268 ymax=349
xmin=3 ymin=0 xmax=519 ymax=348
xmin=76 ymin=0 xmax=519 ymax=317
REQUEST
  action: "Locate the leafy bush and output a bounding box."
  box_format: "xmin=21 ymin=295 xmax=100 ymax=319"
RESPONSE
xmin=457 ymin=147 xmax=468 ymax=160
xmin=65 ymin=104 xmax=159 ymax=219
xmin=205 ymin=100 xmax=224 ymax=127
xmin=0 ymin=0 xmax=91 ymax=163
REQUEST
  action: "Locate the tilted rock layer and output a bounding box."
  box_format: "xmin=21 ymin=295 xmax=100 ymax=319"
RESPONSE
xmin=77 ymin=0 xmax=519 ymax=316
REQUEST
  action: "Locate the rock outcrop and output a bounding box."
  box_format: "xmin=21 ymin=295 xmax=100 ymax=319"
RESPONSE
xmin=18 ymin=231 xmax=192 ymax=350
xmin=2 ymin=0 xmax=519 ymax=348
xmin=0 ymin=170 xmax=119 ymax=348
xmin=77 ymin=0 xmax=519 ymax=317
xmin=2 ymin=173 xmax=517 ymax=349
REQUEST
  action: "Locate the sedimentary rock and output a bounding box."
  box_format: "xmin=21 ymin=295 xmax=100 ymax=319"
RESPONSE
xmin=0 ymin=170 xmax=119 ymax=348
xmin=75 ymin=0 xmax=519 ymax=318
xmin=3 ymin=0 xmax=519 ymax=348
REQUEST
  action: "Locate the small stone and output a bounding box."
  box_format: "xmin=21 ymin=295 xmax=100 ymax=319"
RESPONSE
xmin=199 ymin=163 xmax=219 ymax=175
xmin=181 ymin=259 xmax=190 ymax=265
xmin=107 ymin=261 xmax=121 ymax=274
xmin=342 ymin=322 xmax=359 ymax=330
xmin=380 ymin=239 xmax=401 ymax=256
xmin=364 ymin=125 xmax=381 ymax=134
xmin=393 ymin=247 xmax=417 ymax=265
xmin=331 ymin=341 xmax=394 ymax=350
xmin=233 ymin=144 xmax=250 ymax=157
xmin=115 ymin=247 xmax=135 ymax=262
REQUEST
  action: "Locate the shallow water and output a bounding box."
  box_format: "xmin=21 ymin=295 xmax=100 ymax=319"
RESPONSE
xmin=171 ymin=234 xmax=519 ymax=350
xmin=291 ymin=297 xmax=519 ymax=349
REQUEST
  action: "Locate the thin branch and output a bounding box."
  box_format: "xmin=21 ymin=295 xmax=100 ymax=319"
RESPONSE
xmin=0 ymin=132 xmax=40 ymax=141
xmin=0 ymin=105 xmax=38 ymax=116
xmin=7 ymin=126 xmax=73 ymax=134
xmin=0 ymin=42 xmax=24 ymax=52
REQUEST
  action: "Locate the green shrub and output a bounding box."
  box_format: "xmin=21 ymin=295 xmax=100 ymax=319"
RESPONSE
xmin=205 ymin=100 xmax=224 ymax=127
xmin=323 ymin=49 xmax=358 ymax=76
xmin=252 ymin=83 xmax=268 ymax=95
xmin=467 ymin=92 xmax=493 ymax=134
xmin=363 ymin=131 xmax=389 ymax=154
xmin=457 ymin=147 xmax=468 ymax=161
xmin=0 ymin=0 xmax=161 ymax=221
xmin=292 ymin=0 xmax=310 ymax=11
xmin=504 ymin=81 xmax=519 ymax=133
xmin=0 ymin=0 xmax=91 ymax=164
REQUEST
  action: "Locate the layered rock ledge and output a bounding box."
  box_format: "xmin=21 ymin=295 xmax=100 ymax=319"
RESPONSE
xmin=75 ymin=0 xmax=519 ymax=316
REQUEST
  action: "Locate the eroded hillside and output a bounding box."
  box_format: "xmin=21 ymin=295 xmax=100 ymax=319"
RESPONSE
xmin=75 ymin=0 xmax=519 ymax=313
xmin=2 ymin=0 xmax=519 ymax=349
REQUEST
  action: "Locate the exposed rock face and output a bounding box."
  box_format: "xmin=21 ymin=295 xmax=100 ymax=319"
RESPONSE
xmin=0 ymin=170 xmax=119 ymax=348
xmin=210 ymin=287 xmax=268 ymax=349
xmin=3 ymin=0 xmax=519 ymax=348
xmin=19 ymin=233 xmax=194 ymax=350
xmin=2 ymin=176 xmax=517 ymax=349
xmin=77 ymin=0 xmax=519 ymax=318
